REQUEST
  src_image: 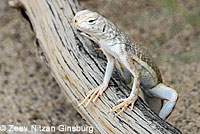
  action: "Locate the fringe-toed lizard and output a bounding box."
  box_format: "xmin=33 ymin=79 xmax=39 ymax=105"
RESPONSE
xmin=70 ymin=10 xmax=178 ymax=120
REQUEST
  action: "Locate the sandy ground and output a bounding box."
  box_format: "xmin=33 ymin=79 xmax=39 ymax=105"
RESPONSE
xmin=0 ymin=0 xmax=200 ymax=134
xmin=0 ymin=0 xmax=88 ymax=134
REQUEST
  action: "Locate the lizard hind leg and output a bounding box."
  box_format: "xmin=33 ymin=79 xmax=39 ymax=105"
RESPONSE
xmin=148 ymin=83 xmax=179 ymax=120
xmin=143 ymin=95 xmax=163 ymax=115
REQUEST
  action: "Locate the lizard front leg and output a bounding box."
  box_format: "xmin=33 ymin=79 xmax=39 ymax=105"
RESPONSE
xmin=110 ymin=60 xmax=140 ymax=116
xmin=79 ymin=51 xmax=115 ymax=107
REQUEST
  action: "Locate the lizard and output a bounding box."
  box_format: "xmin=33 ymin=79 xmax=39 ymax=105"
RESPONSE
xmin=70 ymin=10 xmax=178 ymax=120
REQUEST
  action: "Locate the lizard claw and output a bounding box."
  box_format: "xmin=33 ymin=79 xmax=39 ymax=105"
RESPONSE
xmin=110 ymin=95 xmax=138 ymax=116
xmin=79 ymin=83 xmax=108 ymax=107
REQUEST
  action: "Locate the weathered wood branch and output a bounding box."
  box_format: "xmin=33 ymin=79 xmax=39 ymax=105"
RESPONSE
xmin=9 ymin=0 xmax=182 ymax=133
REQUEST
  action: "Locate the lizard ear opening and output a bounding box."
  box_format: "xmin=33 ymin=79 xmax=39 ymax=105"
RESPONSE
xmin=102 ymin=24 xmax=106 ymax=32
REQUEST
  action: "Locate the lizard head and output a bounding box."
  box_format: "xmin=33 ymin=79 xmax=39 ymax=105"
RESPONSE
xmin=70 ymin=10 xmax=109 ymax=40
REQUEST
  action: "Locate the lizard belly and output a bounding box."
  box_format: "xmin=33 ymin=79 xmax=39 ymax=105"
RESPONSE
xmin=100 ymin=40 xmax=157 ymax=89
xmin=134 ymin=62 xmax=157 ymax=89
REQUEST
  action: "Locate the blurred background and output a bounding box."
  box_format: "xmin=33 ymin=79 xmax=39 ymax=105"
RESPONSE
xmin=0 ymin=0 xmax=200 ymax=133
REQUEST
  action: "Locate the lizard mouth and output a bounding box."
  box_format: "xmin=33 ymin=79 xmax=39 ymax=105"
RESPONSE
xmin=77 ymin=29 xmax=92 ymax=37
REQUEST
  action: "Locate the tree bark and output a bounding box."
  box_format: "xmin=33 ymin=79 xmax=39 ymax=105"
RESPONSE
xmin=9 ymin=0 xmax=182 ymax=134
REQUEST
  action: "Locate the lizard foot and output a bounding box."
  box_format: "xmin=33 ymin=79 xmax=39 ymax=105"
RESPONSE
xmin=78 ymin=83 xmax=108 ymax=107
xmin=110 ymin=94 xmax=138 ymax=116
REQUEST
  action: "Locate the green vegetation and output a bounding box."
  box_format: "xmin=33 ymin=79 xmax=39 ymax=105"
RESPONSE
xmin=157 ymin=0 xmax=200 ymax=28
xmin=148 ymin=0 xmax=200 ymax=64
